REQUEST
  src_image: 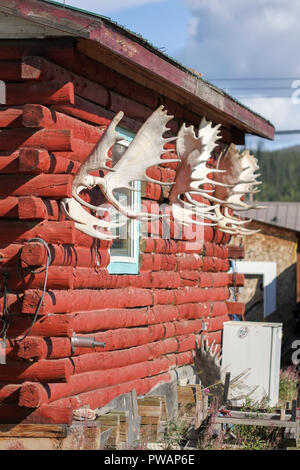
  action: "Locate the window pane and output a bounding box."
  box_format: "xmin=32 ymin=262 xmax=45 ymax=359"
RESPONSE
xmin=110 ymin=189 xmax=131 ymax=257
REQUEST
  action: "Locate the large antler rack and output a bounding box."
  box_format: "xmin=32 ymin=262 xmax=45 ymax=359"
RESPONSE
xmin=61 ymin=107 xmax=263 ymax=240
xmin=212 ymin=144 xmax=263 ymax=235
xmin=168 ymin=117 xmax=230 ymax=227
xmin=62 ymin=106 xmax=180 ymax=230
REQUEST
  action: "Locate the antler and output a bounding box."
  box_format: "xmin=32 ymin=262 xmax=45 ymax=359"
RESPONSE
xmin=168 ymin=117 xmax=227 ymax=226
xmin=60 ymin=198 xmax=126 ymax=240
xmin=212 ymin=144 xmax=263 ymax=235
xmin=61 ymin=111 xmax=129 ymax=240
xmin=69 ymin=106 xmax=179 ymax=221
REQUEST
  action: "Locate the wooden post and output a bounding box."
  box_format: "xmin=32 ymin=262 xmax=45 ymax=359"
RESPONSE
xmin=291 ymin=400 xmax=297 ymax=422
xmin=222 ymin=372 xmax=231 ymax=406
xmin=97 ymin=413 xmax=120 ymax=449
xmin=138 ymin=397 xmax=162 ymax=443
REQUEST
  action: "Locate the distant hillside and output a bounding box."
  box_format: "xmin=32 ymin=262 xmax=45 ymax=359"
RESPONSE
xmin=254 ymin=146 xmax=300 ymax=202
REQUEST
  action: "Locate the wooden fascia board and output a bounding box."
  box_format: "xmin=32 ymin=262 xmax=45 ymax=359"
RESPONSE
xmin=0 ymin=0 xmax=274 ymax=139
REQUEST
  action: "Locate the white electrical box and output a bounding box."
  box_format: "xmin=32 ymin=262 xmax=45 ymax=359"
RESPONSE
xmin=221 ymin=321 xmax=282 ymax=406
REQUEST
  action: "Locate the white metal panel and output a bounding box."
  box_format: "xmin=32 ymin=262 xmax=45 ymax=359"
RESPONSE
xmin=222 ymin=321 xmax=282 ymax=406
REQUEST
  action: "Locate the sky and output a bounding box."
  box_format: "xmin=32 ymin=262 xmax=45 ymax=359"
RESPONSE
xmin=55 ymin=0 xmax=300 ymax=151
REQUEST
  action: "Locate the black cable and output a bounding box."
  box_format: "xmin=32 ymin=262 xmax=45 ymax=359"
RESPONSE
xmin=1 ymin=238 xmax=52 ymax=343
xmin=0 ymin=272 xmax=10 ymax=341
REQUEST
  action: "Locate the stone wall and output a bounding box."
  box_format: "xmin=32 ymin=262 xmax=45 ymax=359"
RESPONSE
xmin=232 ymin=220 xmax=298 ymax=345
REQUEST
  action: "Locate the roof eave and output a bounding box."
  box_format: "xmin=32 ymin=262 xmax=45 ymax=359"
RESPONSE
xmin=0 ymin=0 xmax=275 ymax=140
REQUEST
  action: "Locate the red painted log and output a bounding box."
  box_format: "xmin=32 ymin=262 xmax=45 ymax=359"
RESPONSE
xmin=0 ymin=243 xmax=24 ymax=266
xmin=0 ymin=266 xmax=74 ymax=290
xmin=22 ymin=289 xmax=154 ymax=315
xmin=20 ymin=373 xmax=171 ymax=417
xmin=18 ymin=148 xmax=81 ymax=175
xmin=0 ymin=62 xmax=23 ymax=81
xmin=227 ymin=273 xmax=245 ymax=287
xmin=17 ymin=333 xmax=194 ymax=362
xmin=146 ymin=166 xmax=176 ymax=184
xmin=22 ymin=104 xmax=106 ymax=144
xmin=0 ymin=358 xmax=73 ymax=383
xmin=53 ymin=96 xmax=113 ymax=127
xmin=5 ymin=82 xmax=74 ymax=106
xmin=179 ymin=271 xmax=199 ymax=287
xmin=21 ymin=56 xmax=109 ymax=107
xmin=0 ymin=39 xmax=75 ymax=62
xmin=0 ymin=107 xmax=23 ymax=127
xmin=18 ymin=196 xmax=60 ymax=220
xmin=0 ymin=403 xmax=73 ymax=425
xmin=0 ymin=149 xmax=80 ymax=175
xmin=0 ymin=384 xmax=21 ymax=404
xmin=60 ymin=49 xmax=160 ymax=109
xmin=177 ymin=302 xmax=211 ymax=320
xmin=14 ymin=305 xmax=205 ymax=341
xmin=46 ymin=359 xmax=186 ymax=411
xmin=17 ymin=336 xmax=71 ymax=361
xmin=226 ymin=301 xmax=245 ymax=316
xmin=0 ymin=294 xmax=23 ymax=314
xmin=0 ymin=174 xmax=72 ymax=198
xmin=0 ymin=220 xmax=74 ymax=245
xmin=0 ymin=196 xmax=18 ymax=217
xmin=208 ymin=314 xmax=231 ymax=332
xmin=20 ymin=242 xmax=110 ymax=268
xmin=174 ymin=286 xmax=229 ymax=305
xmin=140 ymin=253 xmax=178 ymax=272
xmin=22 ymin=286 xmax=215 ymax=318
xmin=228 ymin=245 xmax=245 ymax=259
xmin=140 ymin=238 xmax=178 ymax=254
xmin=211 ymin=302 xmax=228 ymax=318
xmin=61 ymin=268 xmax=181 ymax=290
xmin=212 ymin=272 xmax=230 ymax=287
xmin=110 ymin=91 xmax=152 ymax=121
xmin=4 ymin=314 xmax=73 ymax=339
xmin=176 ymin=240 xmax=205 ymax=254
xmin=66 ymin=137 xmax=94 ymax=162
xmin=176 ymin=254 xmax=204 ymax=271
xmin=0 ymin=151 xmax=19 ymax=173
xmin=0 ymin=128 xmax=73 ymax=151
xmin=20 ymin=335 xmax=193 ymax=377
xmin=73 ymin=230 xmax=113 ymax=250
xmin=18 ymin=353 xmax=187 ymax=407
xmin=201 ymin=330 xmax=222 ymax=346
xmin=27 ymin=361 xmax=157 ymax=405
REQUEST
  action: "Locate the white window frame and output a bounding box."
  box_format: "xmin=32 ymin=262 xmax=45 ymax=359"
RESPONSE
xmin=107 ymin=127 xmax=141 ymax=275
xmin=230 ymin=261 xmax=277 ymax=318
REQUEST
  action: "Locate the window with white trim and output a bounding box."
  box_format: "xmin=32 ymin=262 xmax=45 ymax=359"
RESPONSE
xmin=107 ymin=128 xmax=141 ymax=275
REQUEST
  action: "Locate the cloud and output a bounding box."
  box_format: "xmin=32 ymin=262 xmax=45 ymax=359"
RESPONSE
xmin=61 ymin=0 xmax=165 ymax=14
xmin=176 ymin=0 xmax=300 ymax=147
xmin=179 ymin=0 xmax=300 ymax=78
xmin=242 ymin=96 xmax=300 ymax=149
xmin=242 ymin=97 xmax=299 ymax=131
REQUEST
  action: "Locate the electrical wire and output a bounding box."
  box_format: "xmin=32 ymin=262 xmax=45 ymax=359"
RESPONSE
xmin=1 ymin=238 xmax=52 ymax=343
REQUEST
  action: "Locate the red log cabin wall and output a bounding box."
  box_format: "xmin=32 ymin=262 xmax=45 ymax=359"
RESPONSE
xmin=0 ymin=38 xmax=245 ymax=425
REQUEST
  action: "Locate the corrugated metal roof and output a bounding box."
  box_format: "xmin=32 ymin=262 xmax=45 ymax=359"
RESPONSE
xmin=241 ymin=202 xmax=300 ymax=233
